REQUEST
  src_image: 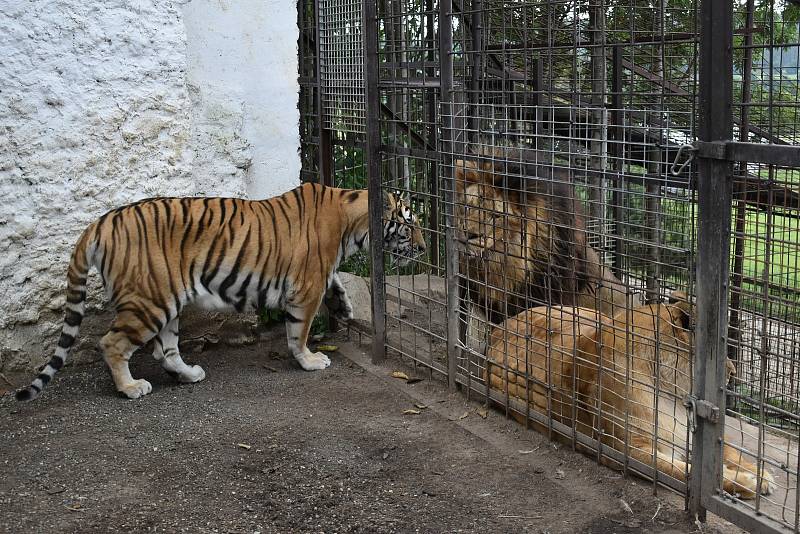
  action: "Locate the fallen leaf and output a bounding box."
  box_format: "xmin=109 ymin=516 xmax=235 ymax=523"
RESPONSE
xmin=619 ymin=498 xmax=634 ymax=515
xmin=406 ymin=377 xmax=423 ymax=384
xmin=414 ymin=403 xmax=428 ymax=410
xmin=63 ymin=504 xmax=84 ymax=512
xmin=477 ymin=406 xmax=488 ymax=418
xmin=237 ymin=443 xmax=252 ymax=450
xmin=554 ymin=469 xmax=565 ymax=479
xmin=262 ymin=365 xmax=278 ymax=373
xmin=316 ymin=344 xmax=338 ymax=352
xmin=391 ymin=371 xmax=409 ymax=380
xmin=402 ymin=409 xmax=421 ymax=415
xmin=458 ymin=411 xmax=469 ymax=420
xmin=517 ymin=449 xmax=536 ymax=455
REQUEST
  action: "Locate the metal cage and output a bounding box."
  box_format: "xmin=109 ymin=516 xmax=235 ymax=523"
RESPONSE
xmin=298 ymin=0 xmax=800 ymax=531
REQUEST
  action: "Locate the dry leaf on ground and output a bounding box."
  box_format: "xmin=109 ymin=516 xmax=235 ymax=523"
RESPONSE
xmin=391 ymin=371 xmax=409 ymax=380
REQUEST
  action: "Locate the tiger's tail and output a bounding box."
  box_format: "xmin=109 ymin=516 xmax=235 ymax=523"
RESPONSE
xmin=16 ymin=225 xmax=97 ymax=401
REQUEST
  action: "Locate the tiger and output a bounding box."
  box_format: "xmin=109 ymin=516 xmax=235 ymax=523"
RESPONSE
xmin=16 ymin=183 xmax=425 ymax=401
xmin=484 ymin=292 xmax=774 ymax=499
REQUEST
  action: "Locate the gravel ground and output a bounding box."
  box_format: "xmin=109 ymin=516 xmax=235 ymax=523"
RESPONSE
xmin=0 ymin=324 xmax=744 ymax=533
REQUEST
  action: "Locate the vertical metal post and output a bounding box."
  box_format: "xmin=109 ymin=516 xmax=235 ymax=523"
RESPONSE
xmin=315 ymin=0 xmax=333 ymax=185
xmin=439 ymin=0 xmax=458 ymax=391
xmin=364 ymin=0 xmax=386 ymax=364
xmin=728 ymin=0 xmax=756 ymax=375
xmin=690 ymin=0 xmax=734 ymax=519
xmin=466 ymin=0 xmax=482 ymax=145
xmin=425 ymin=0 xmax=440 ymax=273
xmin=611 ymin=45 xmax=625 ymax=280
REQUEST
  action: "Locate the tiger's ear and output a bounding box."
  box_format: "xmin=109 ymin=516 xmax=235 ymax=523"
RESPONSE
xmin=396 ymin=189 xmax=411 ymax=205
xmin=668 ymin=290 xmax=693 ymax=329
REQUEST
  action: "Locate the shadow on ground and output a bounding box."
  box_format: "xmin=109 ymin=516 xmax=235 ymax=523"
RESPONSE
xmin=0 ymin=324 xmax=743 ymax=533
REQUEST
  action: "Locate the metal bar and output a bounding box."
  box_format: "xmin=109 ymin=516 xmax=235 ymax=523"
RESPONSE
xmin=703 ymin=496 xmax=789 ymax=534
xmin=467 ymin=0 xmax=482 ymax=146
xmin=611 ymin=45 xmax=625 ymax=281
xmin=425 ymin=0 xmax=440 ymax=273
xmin=364 ymin=0 xmax=385 ymax=364
xmin=696 ymin=141 xmax=800 ymax=166
xmin=380 ymin=102 xmax=436 ymax=151
xmin=690 ymin=0 xmax=734 ymax=520
xmin=314 ymin=0 xmax=328 ymax=184
xmin=320 ymin=129 xmax=333 ymax=186
xmin=439 ymin=0 xmax=458 ymax=392
xmin=727 ymin=0 xmax=755 ymax=387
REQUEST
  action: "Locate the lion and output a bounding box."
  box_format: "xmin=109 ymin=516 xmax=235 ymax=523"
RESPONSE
xmin=454 ymin=155 xmax=628 ymax=324
xmin=484 ymin=293 xmax=774 ymax=499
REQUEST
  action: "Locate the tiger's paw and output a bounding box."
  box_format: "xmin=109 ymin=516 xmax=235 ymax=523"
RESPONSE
xmin=119 ymin=379 xmax=153 ymax=399
xmin=295 ymin=351 xmax=331 ymax=371
xmin=178 ymin=365 xmax=206 ymax=384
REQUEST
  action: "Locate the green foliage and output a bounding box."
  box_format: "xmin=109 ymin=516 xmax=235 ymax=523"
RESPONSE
xmin=339 ymin=251 xmax=371 ymax=277
xmin=258 ymin=308 xmax=285 ymax=326
xmin=258 ymin=307 xmax=328 ymax=337
xmin=310 ymin=314 xmax=329 ymax=337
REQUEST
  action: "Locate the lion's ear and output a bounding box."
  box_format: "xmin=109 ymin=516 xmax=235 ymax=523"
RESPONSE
xmin=668 ymin=291 xmax=693 ymax=329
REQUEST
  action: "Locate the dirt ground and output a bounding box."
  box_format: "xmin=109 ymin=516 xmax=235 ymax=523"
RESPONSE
xmin=0 ymin=324 xmax=745 ymax=534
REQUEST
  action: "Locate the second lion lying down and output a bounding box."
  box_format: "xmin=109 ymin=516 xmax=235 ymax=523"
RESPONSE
xmin=484 ymin=294 xmax=774 ymax=499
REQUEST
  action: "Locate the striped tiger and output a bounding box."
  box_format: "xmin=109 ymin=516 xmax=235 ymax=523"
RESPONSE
xmin=16 ymin=183 xmax=425 ymax=401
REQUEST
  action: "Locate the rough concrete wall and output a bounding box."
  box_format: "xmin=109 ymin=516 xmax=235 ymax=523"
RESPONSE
xmin=0 ymin=0 xmax=300 ymax=372
xmin=183 ymin=0 xmax=301 ymax=199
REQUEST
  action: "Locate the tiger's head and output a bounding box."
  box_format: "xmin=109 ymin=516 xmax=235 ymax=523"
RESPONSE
xmin=384 ymin=191 xmax=426 ymax=267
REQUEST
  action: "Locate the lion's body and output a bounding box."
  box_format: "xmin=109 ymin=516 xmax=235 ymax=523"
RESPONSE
xmin=485 ymin=300 xmax=773 ymax=499
xmin=17 ymin=183 xmax=425 ymax=401
xmin=455 ymin=157 xmax=628 ymax=323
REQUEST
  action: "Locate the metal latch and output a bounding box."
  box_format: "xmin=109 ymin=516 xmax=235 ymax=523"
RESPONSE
xmin=684 ymin=395 xmax=720 ymax=433
xmin=670 ymin=143 xmax=697 ymax=176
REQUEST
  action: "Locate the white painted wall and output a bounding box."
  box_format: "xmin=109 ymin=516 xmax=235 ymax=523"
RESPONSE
xmin=183 ymin=0 xmax=301 ymax=199
xmin=0 ymin=0 xmax=300 ymax=372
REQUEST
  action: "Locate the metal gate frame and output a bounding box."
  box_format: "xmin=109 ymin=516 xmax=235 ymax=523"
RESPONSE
xmin=693 ymin=0 xmax=800 ymax=531
xmin=345 ymin=0 xmax=800 ymax=531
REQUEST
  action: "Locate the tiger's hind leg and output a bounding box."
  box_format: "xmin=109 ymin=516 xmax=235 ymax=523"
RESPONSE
xmin=285 ymin=299 xmax=330 ymax=371
xmin=153 ymin=317 xmax=206 ymax=384
xmin=101 ymin=308 xmax=161 ymax=399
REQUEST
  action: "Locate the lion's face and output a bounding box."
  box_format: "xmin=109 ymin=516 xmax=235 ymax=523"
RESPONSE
xmin=458 ymin=183 xmax=522 ymax=258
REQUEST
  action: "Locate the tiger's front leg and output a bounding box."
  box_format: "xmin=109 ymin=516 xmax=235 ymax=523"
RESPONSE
xmin=284 ymin=300 xmax=331 ymax=371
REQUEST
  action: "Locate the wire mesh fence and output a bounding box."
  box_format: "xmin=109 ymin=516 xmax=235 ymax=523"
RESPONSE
xmin=298 ymin=0 xmax=800 ymax=531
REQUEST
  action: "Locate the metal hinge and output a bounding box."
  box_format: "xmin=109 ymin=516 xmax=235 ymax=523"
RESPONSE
xmin=684 ymin=395 xmax=720 ymax=433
